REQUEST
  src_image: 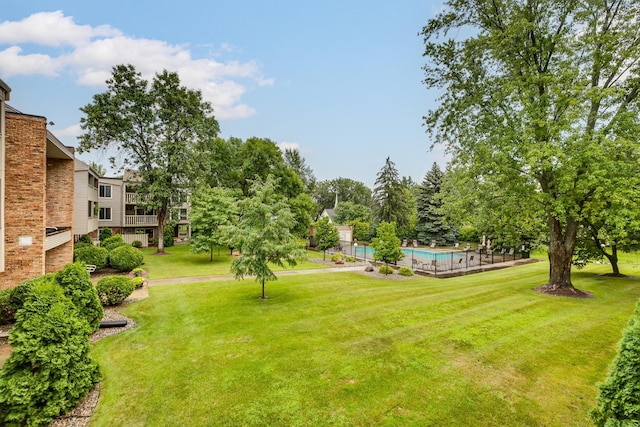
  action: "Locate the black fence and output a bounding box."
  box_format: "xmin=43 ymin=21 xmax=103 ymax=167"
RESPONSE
xmin=339 ymin=244 xmax=528 ymax=276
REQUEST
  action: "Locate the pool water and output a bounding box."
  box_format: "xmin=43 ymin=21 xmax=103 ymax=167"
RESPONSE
xmin=354 ymin=246 xmax=463 ymax=261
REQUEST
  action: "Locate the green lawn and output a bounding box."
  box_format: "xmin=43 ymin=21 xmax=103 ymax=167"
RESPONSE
xmin=140 ymin=243 xmax=329 ymax=279
xmin=90 ymin=261 xmax=640 ymax=426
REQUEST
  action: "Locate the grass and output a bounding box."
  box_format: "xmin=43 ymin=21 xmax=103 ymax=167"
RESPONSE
xmin=90 ymin=261 xmax=640 ymax=426
xmin=140 ymin=243 xmax=329 ymax=279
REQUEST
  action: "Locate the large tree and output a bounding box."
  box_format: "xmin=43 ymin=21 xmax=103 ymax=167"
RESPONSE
xmin=372 ymin=157 xmax=412 ymax=233
xmin=313 ymin=178 xmax=372 ymax=212
xmin=189 ymin=187 xmax=238 ymax=261
xmin=283 ymin=148 xmax=316 ymax=192
xmin=422 ymin=0 xmax=640 ymax=293
xmin=79 ymin=64 xmax=219 ymax=254
xmin=224 ymin=175 xmax=305 ymax=299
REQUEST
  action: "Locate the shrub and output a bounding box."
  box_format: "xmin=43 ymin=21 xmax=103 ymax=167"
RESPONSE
xmin=591 ymin=300 xmax=640 ymax=426
xmin=104 ymin=241 xmax=127 ymax=252
xmin=398 ymin=266 xmax=414 ymax=277
xmin=132 ymin=240 xmax=143 ymax=248
xmin=331 ymin=252 xmax=344 ymax=263
xmin=99 ymin=227 xmax=113 ymax=242
xmin=9 ymin=274 xmax=56 ymax=314
xmin=55 ymin=263 xmax=103 ymax=332
xmin=164 ymin=226 xmax=175 ymax=248
xmin=102 ymin=234 xmax=124 ymax=247
xmin=345 ymin=255 xmax=355 ymax=262
xmin=0 ymin=280 xmax=101 ymax=426
xmin=78 ymin=234 xmax=93 ymax=244
xmin=96 ymin=276 xmax=135 ymax=306
xmin=109 ymin=245 xmax=144 ymax=272
xmin=131 ymin=267 xmax=144 ymax=277
xmin=0 ymin=289 xmax=14 ymax=325
xmin=73 ymin=242 xmax=93 ymax=251
xmin=131 ymin=276 xmax=144 ymax=289
xmin=73 ymin=245 xmax=109 ymax=270
xmin=379 ymin=265 xmax=394 ymax=275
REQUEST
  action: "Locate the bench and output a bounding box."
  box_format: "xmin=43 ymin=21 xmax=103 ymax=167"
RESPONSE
xmin=85 ymin=264 xmax=96 ymax=273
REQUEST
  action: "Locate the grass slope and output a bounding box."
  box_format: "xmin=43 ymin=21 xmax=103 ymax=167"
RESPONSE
xmin=90 ymin=262 xmax=640 ymax=426
xmin=141 ymin=244 xmax=329 ymax=279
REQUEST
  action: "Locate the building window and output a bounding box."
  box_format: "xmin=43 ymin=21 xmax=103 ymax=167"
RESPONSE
xmin=88 ymin=201 xmax=92 ymax=218
xmin=99 ymin=184 xmax=112 ymax=198
xmin=99 ymin=207 xmax=112 ymax=221
xmin=179 ymin=208 xmax=188 ymax=220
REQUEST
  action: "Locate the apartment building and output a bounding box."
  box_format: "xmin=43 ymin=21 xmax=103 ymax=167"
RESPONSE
xmin=97 ymin=170 xmax=190 ymax=247
xmin=73 ymin=159 xmax=100 ymax=241
xmin=0 ymin=80 xmax=75 ymax=288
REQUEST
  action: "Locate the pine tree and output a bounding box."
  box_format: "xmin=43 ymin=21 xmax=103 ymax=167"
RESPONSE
xmin=415 ymin=163 xmax=456 ymax=245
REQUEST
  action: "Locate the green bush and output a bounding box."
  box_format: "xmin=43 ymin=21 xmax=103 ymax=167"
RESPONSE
xmin=164 ymin=226 xmax=174 ymax=247
xmin=104 ymin=241 xmax=127 ymax=252
xmin=73 ymin=245 xmax=109 ymax=270
xmin=96 ymin=276 xmax=135 ymax=306
xmin=0 ymin=289 xmax=14 ymax=325
xmin=331 ymin=252 xmax=344 ymax=262
xmin=131 ymin=276 xmax=144 ymax=289
xmin=379 ymin=265 xmax=394 ymax=275
xmin=99 ymin=227 xmax=113 ymax=242
xmin=55 ymin=263 xmax=103 ymax=332
xmin=78 ymin=234 xmax=93 ymax=244
xmin=102 ymin=234 xmax=124 ymax=247
xmin=109 ymin=245 xmax=144 ymax=272
xmin=9 ymin=274 xmax=56 ymax=314
xmin=0 ymin=280 xmax=101 ymax=426
xmin=132 ymin=240 xmax=143 ymax=248
xmin=398 ymin=266 xmax=414 ymax=277
xmin=73 ymin=242 xmax=93 ymax=251
xmin=591 ymin=300 xmax=640 ymax=426
xmin=131 ymin=267 xmax=144 ymax=277
xmin=345 ymin=255 xmax=355 ymax=262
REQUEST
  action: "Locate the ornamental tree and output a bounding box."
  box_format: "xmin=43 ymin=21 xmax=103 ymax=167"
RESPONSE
xmin=190 ymin=186 xmax=238 ymax=261
xmin=224 ymin=175 xmax=306 ymax=299
xmin=314 ymin=216 xmax=340 ymax=260
xmin=371 ymin=221 xmax=405 ymax=266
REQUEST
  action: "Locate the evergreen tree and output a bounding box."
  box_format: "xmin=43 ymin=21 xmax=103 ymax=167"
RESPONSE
xmin=372 ymin=157 xmax=411 ymax=231
xmin=415 ymin=163 xmax=457 ymax=245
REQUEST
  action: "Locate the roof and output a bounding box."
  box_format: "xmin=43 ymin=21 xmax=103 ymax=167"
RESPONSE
xmin=0 ymin=79 xmax=10 ymax=100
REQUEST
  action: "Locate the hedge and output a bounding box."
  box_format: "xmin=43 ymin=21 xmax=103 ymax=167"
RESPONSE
xmin=73 ymin=245 xmax=109 ymax=270
xmin=109 ymin=245 xmax=144 ymax=272
xmin=96 ymin=276 xmax=135 ymax=306
xmin=0 ymin=280 xmax=101 ymax=426
xmin=55 ymin=262 xmax=103 ymax=332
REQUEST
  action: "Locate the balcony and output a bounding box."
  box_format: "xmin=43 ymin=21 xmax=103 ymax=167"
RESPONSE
xmin=45 ymin=226 xmax=72 ymax=251
xmin=125 ymin=215 xmax=158 ymax=226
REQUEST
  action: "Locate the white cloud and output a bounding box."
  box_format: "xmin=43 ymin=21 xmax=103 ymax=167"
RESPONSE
xmin=53 ymin=123 xmax=82 ymax=137
xmin=278 ymin=142 xmax=301 ymax=152
xmin=0 ymin=11 xmax=272 ymax=119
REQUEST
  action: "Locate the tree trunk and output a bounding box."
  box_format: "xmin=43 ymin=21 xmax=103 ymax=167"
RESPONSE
xmin=602 ymin=244 xmax=621 ymax=276
xmin=545 ymin=217 xmax=578 ymax=290
xmin=261 ymin=279 xmax=266 ymax=300
xmin=156 ymin=208 xmax=166 ymax=254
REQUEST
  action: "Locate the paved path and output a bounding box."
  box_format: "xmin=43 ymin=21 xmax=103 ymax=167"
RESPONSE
xmin=147 ymin=265 xmax=366 ymax=287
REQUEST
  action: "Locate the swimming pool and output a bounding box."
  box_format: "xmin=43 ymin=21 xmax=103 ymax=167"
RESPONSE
xmin=353 ymin=246 xmax=463 ymax=261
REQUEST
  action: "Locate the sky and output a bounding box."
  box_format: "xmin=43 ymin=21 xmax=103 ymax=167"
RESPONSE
xmin=0 ymin=1 xmax=447 ymax=188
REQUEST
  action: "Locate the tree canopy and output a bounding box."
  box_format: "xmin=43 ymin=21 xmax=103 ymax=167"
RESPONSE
xmin=372 ymin=157 xmax=413 ymax=235
xmin=422 ymin=0 xmax=640 ymax=293
xmin=314 ymin=216 xmax=340 ymax=260
xmin=78 ymin=64 xmax=220 ymax=254
xmin=371 ymin=221 xmax=404 ymax=266
xmin=189 ymin=187 xmax=238 ymax=261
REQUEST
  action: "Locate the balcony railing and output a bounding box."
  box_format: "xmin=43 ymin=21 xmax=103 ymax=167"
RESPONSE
xmin=125 ymin=193 xmax=147 ymax=204
xmin=45 ymin=227 xmax=72 ymax=251
xmin=124 ymin=215 xmax=158 ymax=226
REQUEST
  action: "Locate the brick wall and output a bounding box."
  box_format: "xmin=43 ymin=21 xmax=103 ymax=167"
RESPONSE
xmin=0 ymin=112 xmax=47 ymax=288
xmin=45 ymin=156 xmax=74 ymax=273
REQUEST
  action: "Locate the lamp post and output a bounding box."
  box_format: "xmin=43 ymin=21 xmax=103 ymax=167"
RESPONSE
xmin=354 ymin=242 xmax=358 ymax=261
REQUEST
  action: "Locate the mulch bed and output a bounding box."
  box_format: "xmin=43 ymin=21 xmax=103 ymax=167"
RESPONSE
xmin=534 ymin=284 xmax=593 ymax=298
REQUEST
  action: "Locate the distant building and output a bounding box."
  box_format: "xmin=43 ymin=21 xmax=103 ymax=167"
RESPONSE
xmin=0 ymin=81 xmax=75 ymax=288
xmin=73 ymin=159 xmax=100 ymax=241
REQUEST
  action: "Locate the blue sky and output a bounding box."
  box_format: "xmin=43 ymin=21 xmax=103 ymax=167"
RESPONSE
xmin=1 ymin=1 xmax=447 ymax=187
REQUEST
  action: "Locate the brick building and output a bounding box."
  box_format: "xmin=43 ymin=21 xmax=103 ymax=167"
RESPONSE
xmin=0 ymin=80 xmax=75 ymax=289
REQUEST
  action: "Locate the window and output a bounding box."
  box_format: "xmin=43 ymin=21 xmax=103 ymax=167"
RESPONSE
xmin=99 ymin=207 xmax=112 ymax=221
xmin=179 ymin=208 xmax=188 ymax=220
xmin=88 ymin=201 xmax=92 ymax=218
xmin=99 ymin=184 xmax=112 ymax=198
